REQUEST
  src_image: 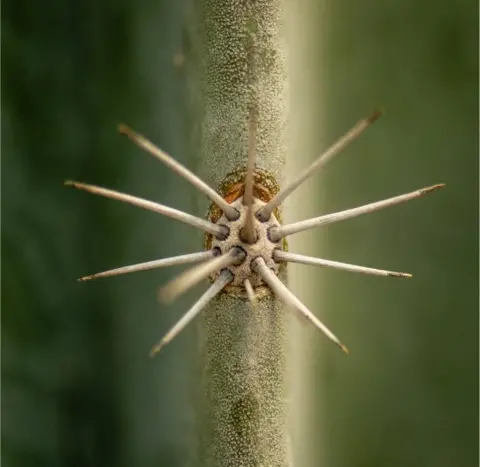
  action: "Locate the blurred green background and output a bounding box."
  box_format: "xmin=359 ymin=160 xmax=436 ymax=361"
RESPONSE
xmin=2 ymin=1 xmax=477 ymax=467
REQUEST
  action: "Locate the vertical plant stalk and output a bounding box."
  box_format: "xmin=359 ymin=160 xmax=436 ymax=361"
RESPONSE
xmin=194 ymin=1 xmax=290 ymax=466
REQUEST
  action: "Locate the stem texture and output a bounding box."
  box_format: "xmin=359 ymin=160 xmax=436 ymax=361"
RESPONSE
xmin=191 ymin=1 xmax=290 ymax=465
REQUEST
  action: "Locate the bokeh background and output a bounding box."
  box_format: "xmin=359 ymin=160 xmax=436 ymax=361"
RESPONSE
xmin=2 ymin=1 xmax=478 ymax=467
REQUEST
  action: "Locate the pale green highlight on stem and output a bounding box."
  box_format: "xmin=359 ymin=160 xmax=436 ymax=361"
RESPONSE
xmin=287 ymin=1 xmax=327 ymax=465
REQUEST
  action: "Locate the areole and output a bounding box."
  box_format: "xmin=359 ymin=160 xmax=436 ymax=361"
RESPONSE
xmin=204 ymin=166 xmax=287 ymax=297
xmin=65 ymin=111 xmax=444 ymax=357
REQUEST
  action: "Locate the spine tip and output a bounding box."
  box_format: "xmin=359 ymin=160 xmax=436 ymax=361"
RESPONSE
xmin=117 ymin=123 xmax=132 ymax=137
xmin=422 ymin=183 xmax=446 ymax=195
xmin=368 ymin=109 xmax=383 ymax=124
xmin=150 ymin=342 xmax=165 ymax=357
xmin=389 ymin=272 xmax=412 ymax=278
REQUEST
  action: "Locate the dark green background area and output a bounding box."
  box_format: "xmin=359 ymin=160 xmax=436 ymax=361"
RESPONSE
xmin=305 ymin=2 xmax=478 ymax=467
xmin=2 ymin=1 xmax=478 ymax=467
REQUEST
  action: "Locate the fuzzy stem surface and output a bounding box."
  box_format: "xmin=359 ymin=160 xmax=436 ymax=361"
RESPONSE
xmin=191 ymin=1 xmax=290 ymax=465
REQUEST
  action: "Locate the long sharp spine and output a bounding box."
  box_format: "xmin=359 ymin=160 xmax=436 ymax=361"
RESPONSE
xmin=64 ymin=180 xmax=228 ymax=238
xmin=79 ymin=251 xmax=215 ymax=281
xmin=159 ymin=247 xmax=246 ymax=304
xmin=270 ymin=183 xmax=445 ymax=241
xmin=150 ymin=270 xmax=233 ymax=356
xmin=256 ymin=110 xmax=382 ymax=221
xmin=274 ymin=250 xmax=412 ymax=278
xmin=252 ymin=257 xmax=349 ymax=354
xmin=118 ymin=124 xmax=239 ymax=221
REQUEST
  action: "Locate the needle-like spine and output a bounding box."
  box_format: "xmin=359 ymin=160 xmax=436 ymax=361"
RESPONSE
xmin=150 ymin=270 xmax=233 ymax=356
xmin=159 ymin=247 xmax=246 ymax=304
xmin=274 ymin=250 xmax=411 ymax=278
xmin=270 ymin=183 xmax=445 ymax=241
xmin=241 ymin=113 xmax=257 ymax=244
xmin=252 ymin=257 xmax=349 ymax=354
xmin=65 ymin=181 xmax=229 ymax=239
xmin=118 ymin=124 xmax=240 ymax=221
xmin=244 ymin=278 xmax=256 ymax=305
xmin=256 ymin=110 xmax=382 ymax=221
xmin=78 ymin=251 xmax=215 ymax=281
